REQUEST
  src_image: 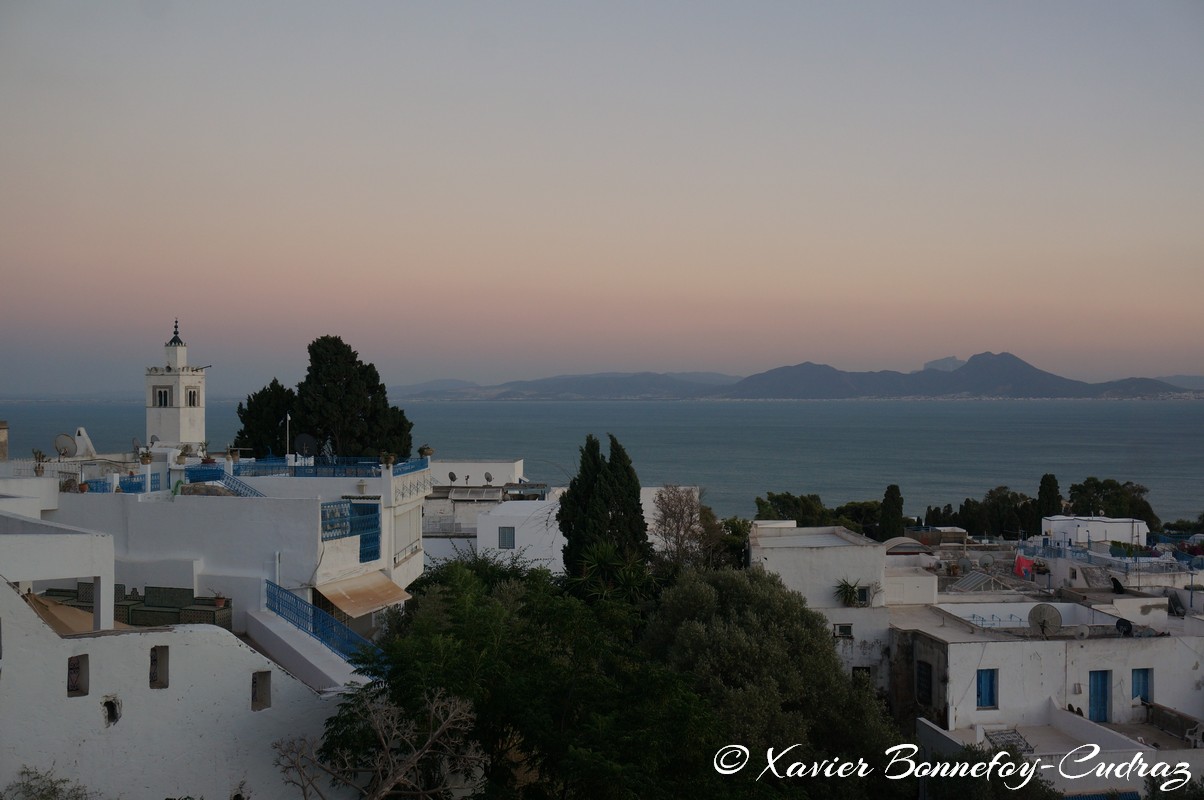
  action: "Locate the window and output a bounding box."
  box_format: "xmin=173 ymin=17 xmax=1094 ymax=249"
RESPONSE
xmin=1132 ymin=668 xmax=1151 ymax=703
xmin=68 ymin=654 xmax=89 ymax=697
xmin=150 ymin=646 xmax=169 ymax=689
xmin=833 ymin=623 xmax=853 ymax=639
xmin=1069 ymin=568 xmax=1078 ymax=580
xmin=154 ymin=386 xmax=172 ymax=407
xmin=186 ymin=388 xmax=199 ymax=407
xmin=916 ymin=660 xmax=933 ymax=705
xmin=856 ymin=587 xmax=870 ymax=605
xmin=498 ymin=526 xmax=516 ymax=550
xmin=103 ymin=697 xmax=121 ymax=726
xmin=251 ymin=670 xmax=272 ymax=711
xmin=976 ymin=668 xmax=998 ymax=709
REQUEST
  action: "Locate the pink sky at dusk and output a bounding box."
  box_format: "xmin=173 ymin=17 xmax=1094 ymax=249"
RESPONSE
xmin=2 ymin=1 xmax=1202 ymax=397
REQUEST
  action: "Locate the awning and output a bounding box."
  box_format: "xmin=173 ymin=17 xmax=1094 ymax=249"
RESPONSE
xmin=316 ymin=571 xmax=411 ymax=618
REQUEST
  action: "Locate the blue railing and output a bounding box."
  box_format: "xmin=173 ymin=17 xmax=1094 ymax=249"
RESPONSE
xmin=151 ymin=472 xmax=162 ymax=492
xmin=185 ymin=465 xmax=225 ymax=483
xmin=1018 ymin=543 xmax=1188 ymax=575
xmin=265 ymin=580 xmax=381 ymax=662
xmin=234 ymin=456 xmax=428 ymax=479
xmin=119 ymin=474 xmax=146 ymax=493
xmin=219 ymin=473 xmax=265 ymax=497
xmin=83 ymin=479 xmax=112 ymax=493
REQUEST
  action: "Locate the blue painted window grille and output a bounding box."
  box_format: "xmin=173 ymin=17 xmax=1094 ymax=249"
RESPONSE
xmin=321 ymin=501 xmax=382 ymax=563
xmin=498 ymin=526 xmax=516 ymax=550
xmin=976 ymin=668 xmax=998 ymax=709
xmin=83 ymin=479 xmax=112 ymax=493
xmin=355 ymin=504 xmax=382 ymax=562
xmin=265 ymin=580 xmax=380 ymax=662
xmin=1132 ymin=668 xmax=1151 ymax=702
xmin=150 ymin=472 xmax=161 ymax=492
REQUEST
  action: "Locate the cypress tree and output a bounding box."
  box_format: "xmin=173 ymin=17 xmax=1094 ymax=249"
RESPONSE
xmin=880 ymin=484 xmax=905 ymax=539
xmin=1036 ymin=473 xmax=1062 ymax=519
xmin=558 ymin=434 xmax=650 ymax=577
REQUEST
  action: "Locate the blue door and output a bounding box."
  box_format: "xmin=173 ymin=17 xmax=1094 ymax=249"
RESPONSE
xmin=1089 ymin=670 xmax=1111 ymax=722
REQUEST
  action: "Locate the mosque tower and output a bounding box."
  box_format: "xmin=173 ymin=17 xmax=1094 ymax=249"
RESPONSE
xmin=145 ymin=320 xmax=206 ymax=448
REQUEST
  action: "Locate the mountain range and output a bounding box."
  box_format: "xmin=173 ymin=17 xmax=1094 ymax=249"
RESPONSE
xmin=390 ymin=353 xmax=1196 ymax=401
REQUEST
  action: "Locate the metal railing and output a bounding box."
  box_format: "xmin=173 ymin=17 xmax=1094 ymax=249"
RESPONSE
xmin=119 ymin=474 xmax=146 ymax=493
xmin=234 ymin=456 xmax=429 ymax=479
xmin=184 ymin=465 xmax=225 ymax=483
xmin=1018 ymin=543 xmax=1189 ymax=575
xmin=218 ymin=473 xmax=265 ymax=497
xmin=265 ymin=580 xmax=381 ymax=662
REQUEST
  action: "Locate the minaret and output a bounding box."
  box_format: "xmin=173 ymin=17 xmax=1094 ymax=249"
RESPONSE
xmin=145 ymin=320 xmax=206 ymax=448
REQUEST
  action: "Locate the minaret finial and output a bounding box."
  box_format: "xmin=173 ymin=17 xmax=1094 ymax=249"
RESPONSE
xmin=167 ymin=319 xmax=184 ymax=346
xmin=174 ymin=318 xmax=179 ymax=337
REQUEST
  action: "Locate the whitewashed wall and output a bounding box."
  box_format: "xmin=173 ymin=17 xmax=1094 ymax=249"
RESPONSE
xmin=0 ymin=582 xmax=345 ymax=799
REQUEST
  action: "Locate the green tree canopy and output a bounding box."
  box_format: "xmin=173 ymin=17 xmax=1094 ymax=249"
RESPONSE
xmin=232 ymin=378 xmax=295 ymax=458
xmin=642 ymin=568 xmax=912 ymax=800
xmin=291 ymin=335 xmax=413 ymax=458
xmin=1069 ymin=477 xmax=1161 ymax=530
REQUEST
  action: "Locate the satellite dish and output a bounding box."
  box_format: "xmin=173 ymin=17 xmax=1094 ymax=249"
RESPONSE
xmin=150 ymin=435 xmax=160 ymax=444
xmin=1116 ymin=618 xmax=1134 ymax=637
xmin=54 ymin=433 xmax=77 ymax=458
xmin=1074 ymin=624 xmax=1091 ymax=640
xmin=1028 ymin=603 xmax=1063 ymax=638
xmin=957 ymin=558 xmax=973 ymax=575
xmin=132 ymin=437 xmax=142 ymax=451
xmin=979 ymin=554 xmax=995 ymax=569
xmin=294 ymin=433 xmax=319 ymax=457
xmin=448 ymin=471 xmax=457 ymax=483
xmin=484 ymin=471 xmax=493 ymax=485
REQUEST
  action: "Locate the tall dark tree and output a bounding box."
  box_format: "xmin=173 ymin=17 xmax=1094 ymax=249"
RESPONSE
xmin=232 ymin=378 xmax=295 ymax=458
xmin=292 ymin=335 xmax=413 ymax=458
xmin=880 ymin=484 xmax=905 ymax=539
xmin=558 ymin=434 xmax=650 ymax=579
xmin=1036 ymin=473 xmax=1062 ymax=519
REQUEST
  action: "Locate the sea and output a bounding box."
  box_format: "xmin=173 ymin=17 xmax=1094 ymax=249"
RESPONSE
xmin=3 ymin=398 xmax=1202 ymax=524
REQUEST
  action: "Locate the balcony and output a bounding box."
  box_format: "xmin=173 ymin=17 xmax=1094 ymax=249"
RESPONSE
xmin=234 ymin=456 xmax=429 ymax=479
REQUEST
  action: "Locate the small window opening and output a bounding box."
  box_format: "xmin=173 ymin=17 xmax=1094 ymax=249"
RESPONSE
xmin=251 ymin=670 xmax=272 ymax=711
xmin=150 ymin=646 xmax=169 ymax=689
xmin=103 ymin=697 xmax=121 ymax=726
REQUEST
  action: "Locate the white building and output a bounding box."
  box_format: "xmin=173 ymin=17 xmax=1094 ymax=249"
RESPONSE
xmin=0 ymin=511 xmax=345 ymax=799
xmin=749 ymin=522 xmax=936 ymax=689
xmin=1040 ymin=515 xmax=1150 ymax=548
xmin=894 ymin=595 xmax=1204 ymax=796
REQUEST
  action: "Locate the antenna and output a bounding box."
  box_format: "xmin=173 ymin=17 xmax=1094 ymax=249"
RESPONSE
xmin=132 ymin=437 xmax=142 ymax=451
xmin=1028 ymin=603 xmax=1063 ymax=638
xmin=484 ymin=471 xmax=493 ymax=485
xmin=53 ymin=433 xmax=77 ymax=458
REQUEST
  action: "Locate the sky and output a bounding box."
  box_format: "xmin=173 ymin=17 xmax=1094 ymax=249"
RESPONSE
xmin=2 ymin=1 xmax=1202 ymax=397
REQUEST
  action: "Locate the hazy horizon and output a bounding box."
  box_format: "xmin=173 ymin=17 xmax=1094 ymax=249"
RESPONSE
xmin=3 ymin=2 xmax=1202 ymax=397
